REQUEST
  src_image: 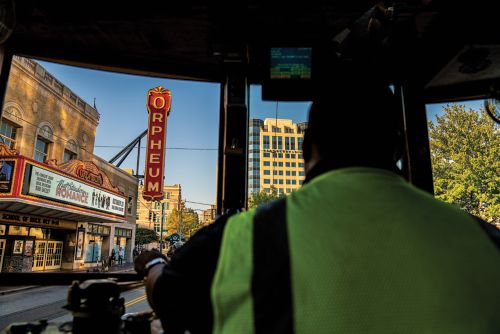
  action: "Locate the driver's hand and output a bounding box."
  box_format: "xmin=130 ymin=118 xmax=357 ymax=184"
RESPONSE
xmin=134 ymin=250 xmax=167 ymax=276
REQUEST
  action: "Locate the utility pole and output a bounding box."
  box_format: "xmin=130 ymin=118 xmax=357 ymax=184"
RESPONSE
xmin=160 ymin=201 xmax=165 ymax=253
xmin=178 ymin=193 xmax=183 ymax=240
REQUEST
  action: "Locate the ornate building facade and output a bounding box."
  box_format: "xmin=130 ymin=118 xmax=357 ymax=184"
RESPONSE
xmin=0 ymin=56 xmax=137 ymax=272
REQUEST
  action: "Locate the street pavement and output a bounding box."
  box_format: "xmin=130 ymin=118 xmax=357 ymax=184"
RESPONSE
xmin=0 ymin=264 xmax=151 ymax=331
xmin=0 ymin=263 xmax=135 ymax=295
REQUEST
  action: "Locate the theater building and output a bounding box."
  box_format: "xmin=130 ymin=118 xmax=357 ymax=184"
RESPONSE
xmin=0 ymin=56 xmax=137 ymax=272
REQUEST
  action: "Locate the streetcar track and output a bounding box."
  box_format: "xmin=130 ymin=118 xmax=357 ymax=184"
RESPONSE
xmin=0 ymin=287 xmax=146 ymax=330
xmin=0 ymin=299 xmax=67 ymax=330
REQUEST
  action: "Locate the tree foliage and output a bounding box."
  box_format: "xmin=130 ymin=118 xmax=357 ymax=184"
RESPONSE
xmin=428 ymin=104 xmax=499 ymax=225
xmin=166 ymin=207 xmax=201 ymax=239
xmin=248 ymin=186 xmax=286 ymax=209
xmin=135 ymin=227 xmax=159 ymax=245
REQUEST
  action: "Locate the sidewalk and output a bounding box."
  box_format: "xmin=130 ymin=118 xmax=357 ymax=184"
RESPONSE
xmin=0 ymin=263 xmax=136 ymax=295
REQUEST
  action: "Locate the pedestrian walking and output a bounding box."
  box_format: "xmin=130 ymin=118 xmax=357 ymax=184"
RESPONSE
xmin=110 ymin=248 xmax=116 ymax=267
xmin=118 ymin=246 xmax=124 ymax=265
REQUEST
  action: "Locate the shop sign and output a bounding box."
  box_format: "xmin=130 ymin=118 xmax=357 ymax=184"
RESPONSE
xmin=0 ymin=212 xmax=76 ymax=229
xmin=143 ymin=86 xmax=171 ymax=201
xmin=75 ymin=165 xmax=103 ymax=187
xmin=28 ymin=165 xmax=126 ymax=216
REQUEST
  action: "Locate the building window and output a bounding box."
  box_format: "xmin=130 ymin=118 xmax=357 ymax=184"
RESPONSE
xmin=272 ymin=136 xmax=277 ymax=149
xmin=278 ymin=153 xmax=283 ymax=158
xmin=63 ymin=149 xmax=77 ymax=162
xmin=279 ymin=179 xmax=284 ymax=184
xmin=286 ymin=162 xmax=290 ymax=167
xmin=34 ymin=124 xmax=53 ymax=163
xmin=264 ymin=188 xmax=271 ymax=193
xmin=292 ymin=180 xmax=297 ymax=185
xmin=291 ymin=138 xmax=296 ymax=150
xmin=166 ymin=192 xmax=171 ymax=199
xmin=277 ymin=137 xmax=283 ymax=149
xmin=285 ymin=154 xmax=290 ymax=159
xmin=278 ymin=162 xmax=283 ymax=167
xmin=263 ymin=161 xmax=270 ymax=166
xmin=154 ymin=223 xmax=160 ymax=233
xmin=34 ymin=137 xmax=49 ymax=162
xmin=263 ymin=179 xmax=270 ymax=184
xmin=291 ymin=154 xmax=296 ymax=159
xmin=273 ymin=170 xmax=278 ymax=175
xmin=291 ymin=162 xmax=296 ymax=167
xmin=0 ymin=121 xmax=17 ymax=148
xmin=286 ymin=171 xmax=290 ymax=176
xmin=263 ymin=170 xmax=270 ymax=175
xmin=273 ymin=179 xmax=278 ymax=184
xmin=63 ymin=139 xmax=78 ymax=162
xmin=299 ymin=162 xmax=305 ymax=168
xmin=299 ymin=171 xmax=305 ymax=176
xmin=263 ymin=152 xmax=270 ymax=158
xmin=286 ymin=180 xmax=291 ymax=184
xmin=263 ymin=136 xmax=270 ymax=149
xmin=292 ymin=171 xmax=296 ymax=176
xmin=298 ymin=137 xmax=303 ymax=150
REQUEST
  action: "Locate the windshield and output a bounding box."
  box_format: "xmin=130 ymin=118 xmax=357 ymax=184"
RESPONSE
xmin=247 ymin=85 xmax=310 ymax=208
xmin=426 ymin=100 xmax=499 ymax=227
xmin=0 ymin=56 xmax=219 ymax=326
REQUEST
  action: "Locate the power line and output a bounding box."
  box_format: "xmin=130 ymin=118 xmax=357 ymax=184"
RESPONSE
xmin=95 ymin=145 xmax=217 ymax=151
xmin=184 ymin=200 xmax=214 ymax=206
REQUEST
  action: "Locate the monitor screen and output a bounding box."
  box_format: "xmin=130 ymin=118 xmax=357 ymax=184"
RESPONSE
xmin=270 ymin=47 xmax=312 ymax=80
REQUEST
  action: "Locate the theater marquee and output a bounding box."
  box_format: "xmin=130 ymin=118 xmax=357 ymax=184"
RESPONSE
xmin=143 ymin=86 xmax=171 ymax=201
xmin=27 ymin=164 xmax=126 ymax=216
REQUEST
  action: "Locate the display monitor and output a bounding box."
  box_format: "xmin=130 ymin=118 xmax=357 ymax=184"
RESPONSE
xmin=270 ymin=47 xmax=312 ymax=80
xmin=262 ymin=46 xmax=314 ymax=101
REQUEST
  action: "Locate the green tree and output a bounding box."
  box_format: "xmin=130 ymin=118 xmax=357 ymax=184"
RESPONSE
xmin=248 ymin=186 xmax=286 ymax=209
xmin=166 ymin=207 xmax=201 ymax=239
xmin=428 ymin=104 xmax=499 ymax=224
xmin=135 ymin=227 xmax=159 ymax=245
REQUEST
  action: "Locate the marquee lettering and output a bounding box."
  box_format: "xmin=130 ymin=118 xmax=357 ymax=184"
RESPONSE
xmin=143 ymin=86 xmax=171 ymax=201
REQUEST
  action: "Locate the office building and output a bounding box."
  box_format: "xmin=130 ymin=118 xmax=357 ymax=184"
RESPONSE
xmin=248 ymin=118 xmax=307 ymax=195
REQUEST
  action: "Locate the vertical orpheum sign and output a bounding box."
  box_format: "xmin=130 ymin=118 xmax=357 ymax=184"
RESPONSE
xmin=143 ymin=87 xmax=171 ymax=201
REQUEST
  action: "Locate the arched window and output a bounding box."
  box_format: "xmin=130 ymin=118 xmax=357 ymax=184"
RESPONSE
xmin=63 ymin=139 xmax=78 ymax=162
xmin=34 ymin=123 xmax=54 ymax=163
xmin=1 ymin=104 xmax=24 ymax=149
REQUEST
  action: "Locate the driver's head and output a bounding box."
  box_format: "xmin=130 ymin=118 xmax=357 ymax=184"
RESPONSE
xmin=303 ymin=64 xmax=401 ymax=173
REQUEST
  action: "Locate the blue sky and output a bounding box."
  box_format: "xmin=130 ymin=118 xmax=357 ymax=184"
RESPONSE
xmin=425 ymin=99 xmax=484 ymax=123
xmin=37 ymin=61 xmax=310 ymax=212
xmin=38 ymin=61 xmax=220 ymax=212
